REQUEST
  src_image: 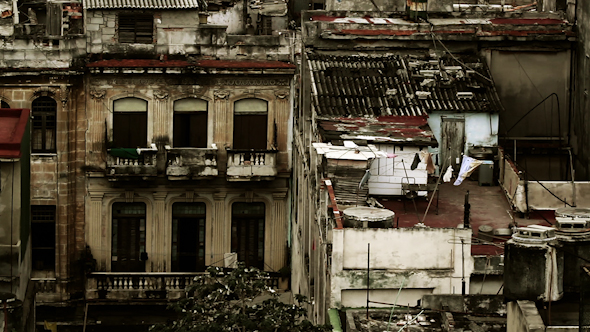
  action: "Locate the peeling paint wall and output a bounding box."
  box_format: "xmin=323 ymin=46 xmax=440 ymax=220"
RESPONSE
xmin=330 ymin=227 xmax=473 ymax=308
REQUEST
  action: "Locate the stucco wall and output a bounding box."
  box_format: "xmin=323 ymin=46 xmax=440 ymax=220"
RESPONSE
xmin=507 ymin=300 xmax=545 ymax=332
xmin=325 ymin=0 xmax=405 ymax=11
xmin=488 ymin=50 xmax=570 ymax=139
xmin=330 ymin=227 xmax=473 ymax=308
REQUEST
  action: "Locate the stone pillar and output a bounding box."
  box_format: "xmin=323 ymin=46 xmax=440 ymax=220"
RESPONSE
xmin=87 ymin=193 xmax=105 ymax=270
xmin=152 ymin=192 xmax=168 ymax=272
xmin=211 ymin=192 xmax=227 ymax=267
xmin=268 ymin=192 xmax=288 ymax=271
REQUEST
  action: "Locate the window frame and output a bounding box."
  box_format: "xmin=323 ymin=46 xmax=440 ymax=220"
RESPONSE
xmin=31 ymin=205 xmax=56 ymax=271
xmin=32 ymin=96 xmax=57 ymax=153
xmin=233 ymin=98 xmax=269 ymax=150
xmin=173 ymin=98 xmax=209 ymax=148
xmin=112 ymin=97 xmax=148 ymax=148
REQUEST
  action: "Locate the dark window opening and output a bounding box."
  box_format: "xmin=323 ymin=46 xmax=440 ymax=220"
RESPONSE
xmin=31 ymin=205 xmax=56 ymax=271
xmin=112 ymin=203 xmax=146 ymax=272
xmin=172 ymin=203 xmax=206 ymax=272
xmin=118 ymin=14 xmax=153 ymax=44
xmin=233 ymin=99 xmax=268 ymax=150
xmin=231 ymin=202 xmax=265 ymax=269
xmin=1 ymin=101 xmax=9 ymax=108
xmin=257 ymin=15 xmax=272 ymax=35
xmin=173 ymin=99 xmax=208 ymax=148
xmin=32 ymin=96 xmax=57 ymax=153
xmin=113 ymin=98 xmax=147 ymax=148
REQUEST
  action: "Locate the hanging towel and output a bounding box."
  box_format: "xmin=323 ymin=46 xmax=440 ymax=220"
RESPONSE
xmin=454 ymin=155 xmax=483 ymax=186
xmin=443 ymin=165 xmax=453 ymax=182
xmin=420 ymin=151 xmax=435 ymax=174
xmin=410 ymin=153 xmax=421 ymax=170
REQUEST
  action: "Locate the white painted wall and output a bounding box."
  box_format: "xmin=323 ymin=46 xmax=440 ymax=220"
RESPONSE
xmin=368 ymin=145 xmax=428 ymax=196
xmin=527 ymin=181 xmax=590 ymax=210
xmin=428 ymin=112 xmax=499 ymax=154
xmin=330 ymin=227 xmax=473 ymax=308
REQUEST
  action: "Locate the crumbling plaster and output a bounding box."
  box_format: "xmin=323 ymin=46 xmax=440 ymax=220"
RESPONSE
xmin=330 ymin=227 xmax=473 ymax=308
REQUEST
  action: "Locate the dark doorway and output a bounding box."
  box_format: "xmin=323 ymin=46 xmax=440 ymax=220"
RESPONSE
xmin=112 ymin=203 xmax=146 ymax=272
xmin=172 ymin=203 xmax=206 ymax=272
xmin=231 ymin=203 xmax=265 ymax=269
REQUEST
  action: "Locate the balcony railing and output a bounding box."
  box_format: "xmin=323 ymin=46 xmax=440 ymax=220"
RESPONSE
xmin=166 ymin=146 xmax=218 ymax=180
xmin=226 ymin=149 xmax=278 ymax=181
xmin=86 ymin=272 xmax=281 ymax=300
xmin=106 ymin=145 xmax=158 ymax=180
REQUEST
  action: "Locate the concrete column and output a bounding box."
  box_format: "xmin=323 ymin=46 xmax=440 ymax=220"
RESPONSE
xmin=152 ymin=192 xmax=168 ymax=272
xmin=267 ymin=192 xmax=288 ymax=271
xmin=87 ymin=193 xmax=105 ymax=270
xmin=211 ymin=192 xmax=227 ymax=267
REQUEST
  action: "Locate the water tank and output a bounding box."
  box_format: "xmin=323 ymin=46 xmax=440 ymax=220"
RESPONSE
xmin=554 ymin=207 xmax=590 ymax=293
xmin=504 ymin=225 xmax=563 ymax=302
xmin=342 ymin=207 xmax=395 ymax=229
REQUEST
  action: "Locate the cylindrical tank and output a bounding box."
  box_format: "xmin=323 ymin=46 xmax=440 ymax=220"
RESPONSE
xmin=342 ymin=207 xmax=395 ymax=229
xmin=554 ymin=207 xmax=590 ymax=293
xmin=504 ymin=225 xmax=563 ymax=302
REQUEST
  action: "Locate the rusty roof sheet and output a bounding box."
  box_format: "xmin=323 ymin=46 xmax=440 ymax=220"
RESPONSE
xmin=307 ymin=53 xmax=504 ymax=117
xmin=83 ymin=0 xmax=205 ymax=9
xmin=0 ymin=109 xmax=30 ymax=159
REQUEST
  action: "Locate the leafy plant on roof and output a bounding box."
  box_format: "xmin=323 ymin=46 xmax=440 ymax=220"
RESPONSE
xmin=150 ymin=264 xmax=329 ymax=332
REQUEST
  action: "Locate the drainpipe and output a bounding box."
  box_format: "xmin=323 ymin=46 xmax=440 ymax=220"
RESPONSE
xmin=568 ymin=148 xmax=576 ymax=207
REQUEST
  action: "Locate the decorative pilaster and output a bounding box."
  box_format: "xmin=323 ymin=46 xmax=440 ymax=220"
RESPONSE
xmin=211 ymin=192 xmax=227 ymax=267
xmin=87 ymin=193 xmax=105 ymax=270
xmin=268 ymin=192 xmax=288 ymax=271
xmin=213 ymin=90 xmax=230 ymax=145
xmin=152 ymin=192 xmax=168 ymax=272
xmin=153 ymin=90 xmax=169 ymax=141
xmin=274 ymin=90 xmax=290 ymax=168
xmin=89 ymin=89 xmax=106 ymax=166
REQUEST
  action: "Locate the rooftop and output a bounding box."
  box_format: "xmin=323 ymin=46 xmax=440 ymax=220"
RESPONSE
xmin=0 ymin=109 xmax=30 ymax=159
xmin=83 ymin=0 xmax=205 ymax=9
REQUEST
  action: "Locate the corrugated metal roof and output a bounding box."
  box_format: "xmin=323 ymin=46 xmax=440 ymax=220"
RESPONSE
xmin=307 ymin=53 xmax=504 ymax=117
xmin=83 ymin=0 xmax=204 ymax=9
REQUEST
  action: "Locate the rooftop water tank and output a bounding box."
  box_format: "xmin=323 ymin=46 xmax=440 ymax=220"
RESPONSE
xmin=342 ymin=207 xmax=395 ymax=229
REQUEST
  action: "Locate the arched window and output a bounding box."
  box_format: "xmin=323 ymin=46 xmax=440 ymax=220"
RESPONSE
xmin=1 ymin=100 xmax=9 ymax=108
xmin=231 ymin=202 xmax=265 ymax=269
xmin=172 ymin=202 xmax=206 ymax=272
xmin=233 ymin=99 xmax=268 ymax=150
xmin=173 ymin=98 xmax=208 ymax=148
xmin=32 ymin=96 xmax=57 ymax=153
xmin=113 ymin=98 xmax=147 ymax=148
xmin=112 ymin=202 xmax=146 ymax=272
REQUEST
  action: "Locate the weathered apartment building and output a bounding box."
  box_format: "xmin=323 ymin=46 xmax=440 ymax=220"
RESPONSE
xmin=0 ymin=0 xmax=297 ymax=329
xmin=291 ymin=0 xmax=582 ymax=326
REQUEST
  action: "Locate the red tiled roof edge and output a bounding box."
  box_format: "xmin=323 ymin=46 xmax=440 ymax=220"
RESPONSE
xmin=0 ymin=109 xmax=30 ymax=159
xmin=87 ymin=59 xmax=296 ymax=69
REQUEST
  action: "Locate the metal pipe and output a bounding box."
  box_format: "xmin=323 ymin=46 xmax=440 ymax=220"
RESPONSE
xmin=366 ymin=243 xmax=370 ymax=319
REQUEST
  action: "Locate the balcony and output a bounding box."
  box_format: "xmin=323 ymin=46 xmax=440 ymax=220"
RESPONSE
xmin=165 ymin=146 xmax=218 ymax=180
xmin=226 ymin=150 xmax=278 ymax=181
xmin=86 ymin=272 xmax=282 ymax=301
xmin=106 ymin=145 xmax=158 ymax=180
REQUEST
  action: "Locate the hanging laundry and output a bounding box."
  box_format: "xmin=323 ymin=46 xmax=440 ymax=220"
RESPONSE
xmin=443 ymin=165 xmax=453 ymax=182
xmin=420 ymin=151 xmax=435 ymax=174
xmin=410 ymin=153 xmax=421 ymax=170
xmin=454 ymin=155 xmax=483 ymax=186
